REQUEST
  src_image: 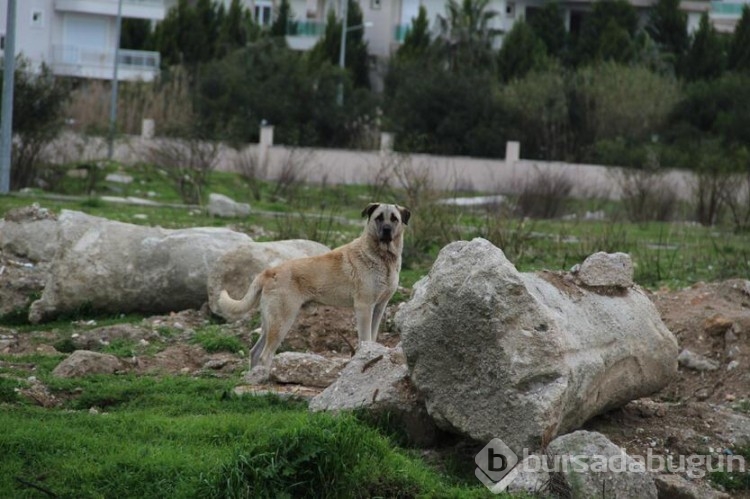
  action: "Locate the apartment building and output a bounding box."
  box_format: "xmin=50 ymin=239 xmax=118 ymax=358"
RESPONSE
xmin=0 ymin=0 xmax=166 ymax=81
xmin=230 ymin=0 xmax=747 ymax=57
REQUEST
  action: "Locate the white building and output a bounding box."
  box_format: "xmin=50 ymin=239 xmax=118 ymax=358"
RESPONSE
xmin=226 ymin=0 xmax=747 ymax=58
xmin=0 ymin=0 xmax=166 ymax=82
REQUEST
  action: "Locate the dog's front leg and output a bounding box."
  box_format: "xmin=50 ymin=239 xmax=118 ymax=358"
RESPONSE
xmin=370 ymin=301 xmax=388 ymax=342
xmin=354 ymin=302 xmax=374 ymax=345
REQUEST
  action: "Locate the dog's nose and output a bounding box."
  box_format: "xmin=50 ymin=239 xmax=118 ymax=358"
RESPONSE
xmin=382 ymin=226 xmax=392 ymax=235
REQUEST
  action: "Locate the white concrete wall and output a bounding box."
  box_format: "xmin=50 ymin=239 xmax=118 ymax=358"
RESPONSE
xmin=44 ymin=132 xmax=697 ymax=202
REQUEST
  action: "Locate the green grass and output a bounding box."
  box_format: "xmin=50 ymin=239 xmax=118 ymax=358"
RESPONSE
xmin=191 ymin=326 xmax=245 ymax=354
xmin=710 ymin=446 xmax=750 ymax=492
xmin=0 ymin=357 xmax=492 ymax=498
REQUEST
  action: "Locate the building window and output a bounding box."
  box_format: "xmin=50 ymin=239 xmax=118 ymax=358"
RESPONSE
xmin=255 ymin=1 xmax=273 ymax=26
xmin=371 ymin=0 xmax=382 ymax=10
xmin=506 ymin=2 xmax=515 ymax=18
xmin=0 ymin=35 xmax=5 ymax=51
xmin=31 ymin=9 xmax=44 ymax=28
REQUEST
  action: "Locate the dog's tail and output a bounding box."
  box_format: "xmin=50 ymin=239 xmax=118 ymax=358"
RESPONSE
xmin=218 ymin=273 xmax=265 ymax=320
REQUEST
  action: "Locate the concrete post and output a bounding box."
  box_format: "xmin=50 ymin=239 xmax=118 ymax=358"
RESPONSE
xmin=259 ymin=124 xmax=274 ymax=168
xmin=380 ymin=132 xmax=394 ymax=153
xmin=141 ymin=119 xmax=155 ymax=139
xmin=505 ymin=141 xmax=520 ymax=162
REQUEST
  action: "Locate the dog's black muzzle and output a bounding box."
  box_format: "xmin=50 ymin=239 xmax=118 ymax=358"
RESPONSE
xmin=380 ymin=225 xmax=393 ymax=243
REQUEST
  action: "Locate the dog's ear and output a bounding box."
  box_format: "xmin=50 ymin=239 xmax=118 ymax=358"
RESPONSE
xmin=361 ymin=203 xmax=380 ymax=219
xmin=398 ymin=206 xmax=411 ymax=225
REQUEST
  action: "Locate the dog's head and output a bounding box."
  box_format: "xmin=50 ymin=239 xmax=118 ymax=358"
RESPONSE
xmin=362 ymin=203 xmax=411 ymax=244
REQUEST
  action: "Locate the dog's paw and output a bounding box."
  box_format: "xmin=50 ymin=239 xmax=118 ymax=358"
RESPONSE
xmin=243 ymin=365 xmax=271 ymax=385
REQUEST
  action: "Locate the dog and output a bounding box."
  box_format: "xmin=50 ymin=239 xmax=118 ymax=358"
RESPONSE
xmin=218 ymin=202 xmax=411 ymax=369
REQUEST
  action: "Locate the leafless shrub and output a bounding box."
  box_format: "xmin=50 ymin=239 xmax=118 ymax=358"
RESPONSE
xmin=66 ymin=67 xmax=193 ymax=136
xmin=477 ymin=203 xmax=535 ymax=262
xmin=616 ymin=155 xmax=679 ymax=222
xmin=270 ymin=148 xmax=311 ymax=200
xmin=367 ymin=153 xmax=398 ymax=201
xmin=146 ymin=137 xmax=217 ymax=205
xmin=513 ymin=166 xmax=573 ymax=219
xmin=693 ymin=170 xmax=732 ymax=226
xmin=724 ymin=172 xmax=750 ymax=232
xmin=387 ymin=155 xmax=467 ymax=262
xmin=234 ymin=147 xmax=268 ymax=201
xmin=273 ymin=210 xmax=338 ymax=247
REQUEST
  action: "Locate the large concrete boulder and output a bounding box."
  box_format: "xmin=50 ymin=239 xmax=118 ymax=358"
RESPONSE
xmin=29 ymin=210 xmax=252 ymax=322
xmin=395 ymin=238 xmax=678 ymax=452
xmin=0 ymin=204 xmax=59 ymax=262
xmin=207 ymin=239 xmax=330 ymax=318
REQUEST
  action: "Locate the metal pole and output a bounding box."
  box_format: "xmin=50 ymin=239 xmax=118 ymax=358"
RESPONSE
xmin=0 ymin=0 xmax=17 ymax=193
xmin=107 ymin=0 xmax=123 ymax=160
xmin=336 ymin=0 xmax=348 ymax=106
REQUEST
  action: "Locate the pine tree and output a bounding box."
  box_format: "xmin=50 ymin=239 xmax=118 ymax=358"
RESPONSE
xmin=682 ymin=13 xmax=725 ymax=81
xmin=527 ymin=2 xmax=567 ymax=60
xmin=728 ymin=5 xmax=750 ymax=72
xmin=575 ymin=0 xmax=637 ymax=65
xmin=497 ymin=20 xmax=547 ymax=82
xmin=646 ymin=0 xmax=689 ymax=57
xmin=397 ymin=5 xmax=431 ymax=61
xmin=308 ymin=1 xmax=370 ymax=88
xmin=217 ymin=0 xmax=249 ymax=57
xmin=271 ymin=0 xmax=294 ymax=37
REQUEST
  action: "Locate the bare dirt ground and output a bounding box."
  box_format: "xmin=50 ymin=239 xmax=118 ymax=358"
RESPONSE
xmin=2 ymin=248 xmax=749 ymax=495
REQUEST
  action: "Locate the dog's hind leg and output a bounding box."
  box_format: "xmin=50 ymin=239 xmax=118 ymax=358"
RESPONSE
xmin=253 ymin=297 xmax=302 ymax=368
xmin=249 ymin=332 xmax=267 ymax=368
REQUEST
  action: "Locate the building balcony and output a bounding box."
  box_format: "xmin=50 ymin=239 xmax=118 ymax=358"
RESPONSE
xmin=54 ymin=0 xmax=167 ymax=21
xmin=50 ymin=45 xmax=160 ymax=81
xmin=285 ymin=20 xmax=325 ymax=51
xmin=394 ymin=24 xmax=410 ymax=43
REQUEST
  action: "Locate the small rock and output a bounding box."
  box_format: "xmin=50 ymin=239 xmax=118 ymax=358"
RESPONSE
xmin=270 ymin=352 xmax=347 ymax=388
xmin=654 ymin=473 xmax=730 ymax=499
xmin=548 ymin=431 xmax=657 ymax=498
xmin=577 ymin=251 xmax=634 ymax=288
xmin=52 ymin=350 xmax=125 ymax=378
xmin=678 ymin=349 xmax=720 ymax=372
xmin=705 ymin=315 xmax=733 ymax=336
xmin=726 ymin=393 xmax=736 ymax=402
xmin=105 ymin=173 xmax=133 ymax=184
xmin=310 ymin=342 xmax=438 ymax=446
xmin=727 ymin=346 xmax=741 ymax=359
xmin=203 ymin=358 xmax=230 ymax=370
xmin=695 ymin=387 xmax=711 ymax=401
xmin=727 ymin=360 xmax=740 ymax=371
xmin=35 ymin=344 xmax=60 ymax=356
xmin=505 ymin=454 xmax=550 ymax=495
xmin=207 ymin=193 xmax=251 ymax=218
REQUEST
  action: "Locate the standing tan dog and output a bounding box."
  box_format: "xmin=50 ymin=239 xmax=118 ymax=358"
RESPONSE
xmin=218 ymin=203 xmax=410 ymax=369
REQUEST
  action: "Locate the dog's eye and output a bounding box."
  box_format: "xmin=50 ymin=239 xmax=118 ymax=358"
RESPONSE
xmin=376 ymin=213 xmax=384 ymax=221
xmin=391 ymin=214 xmax=399 ymax=223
